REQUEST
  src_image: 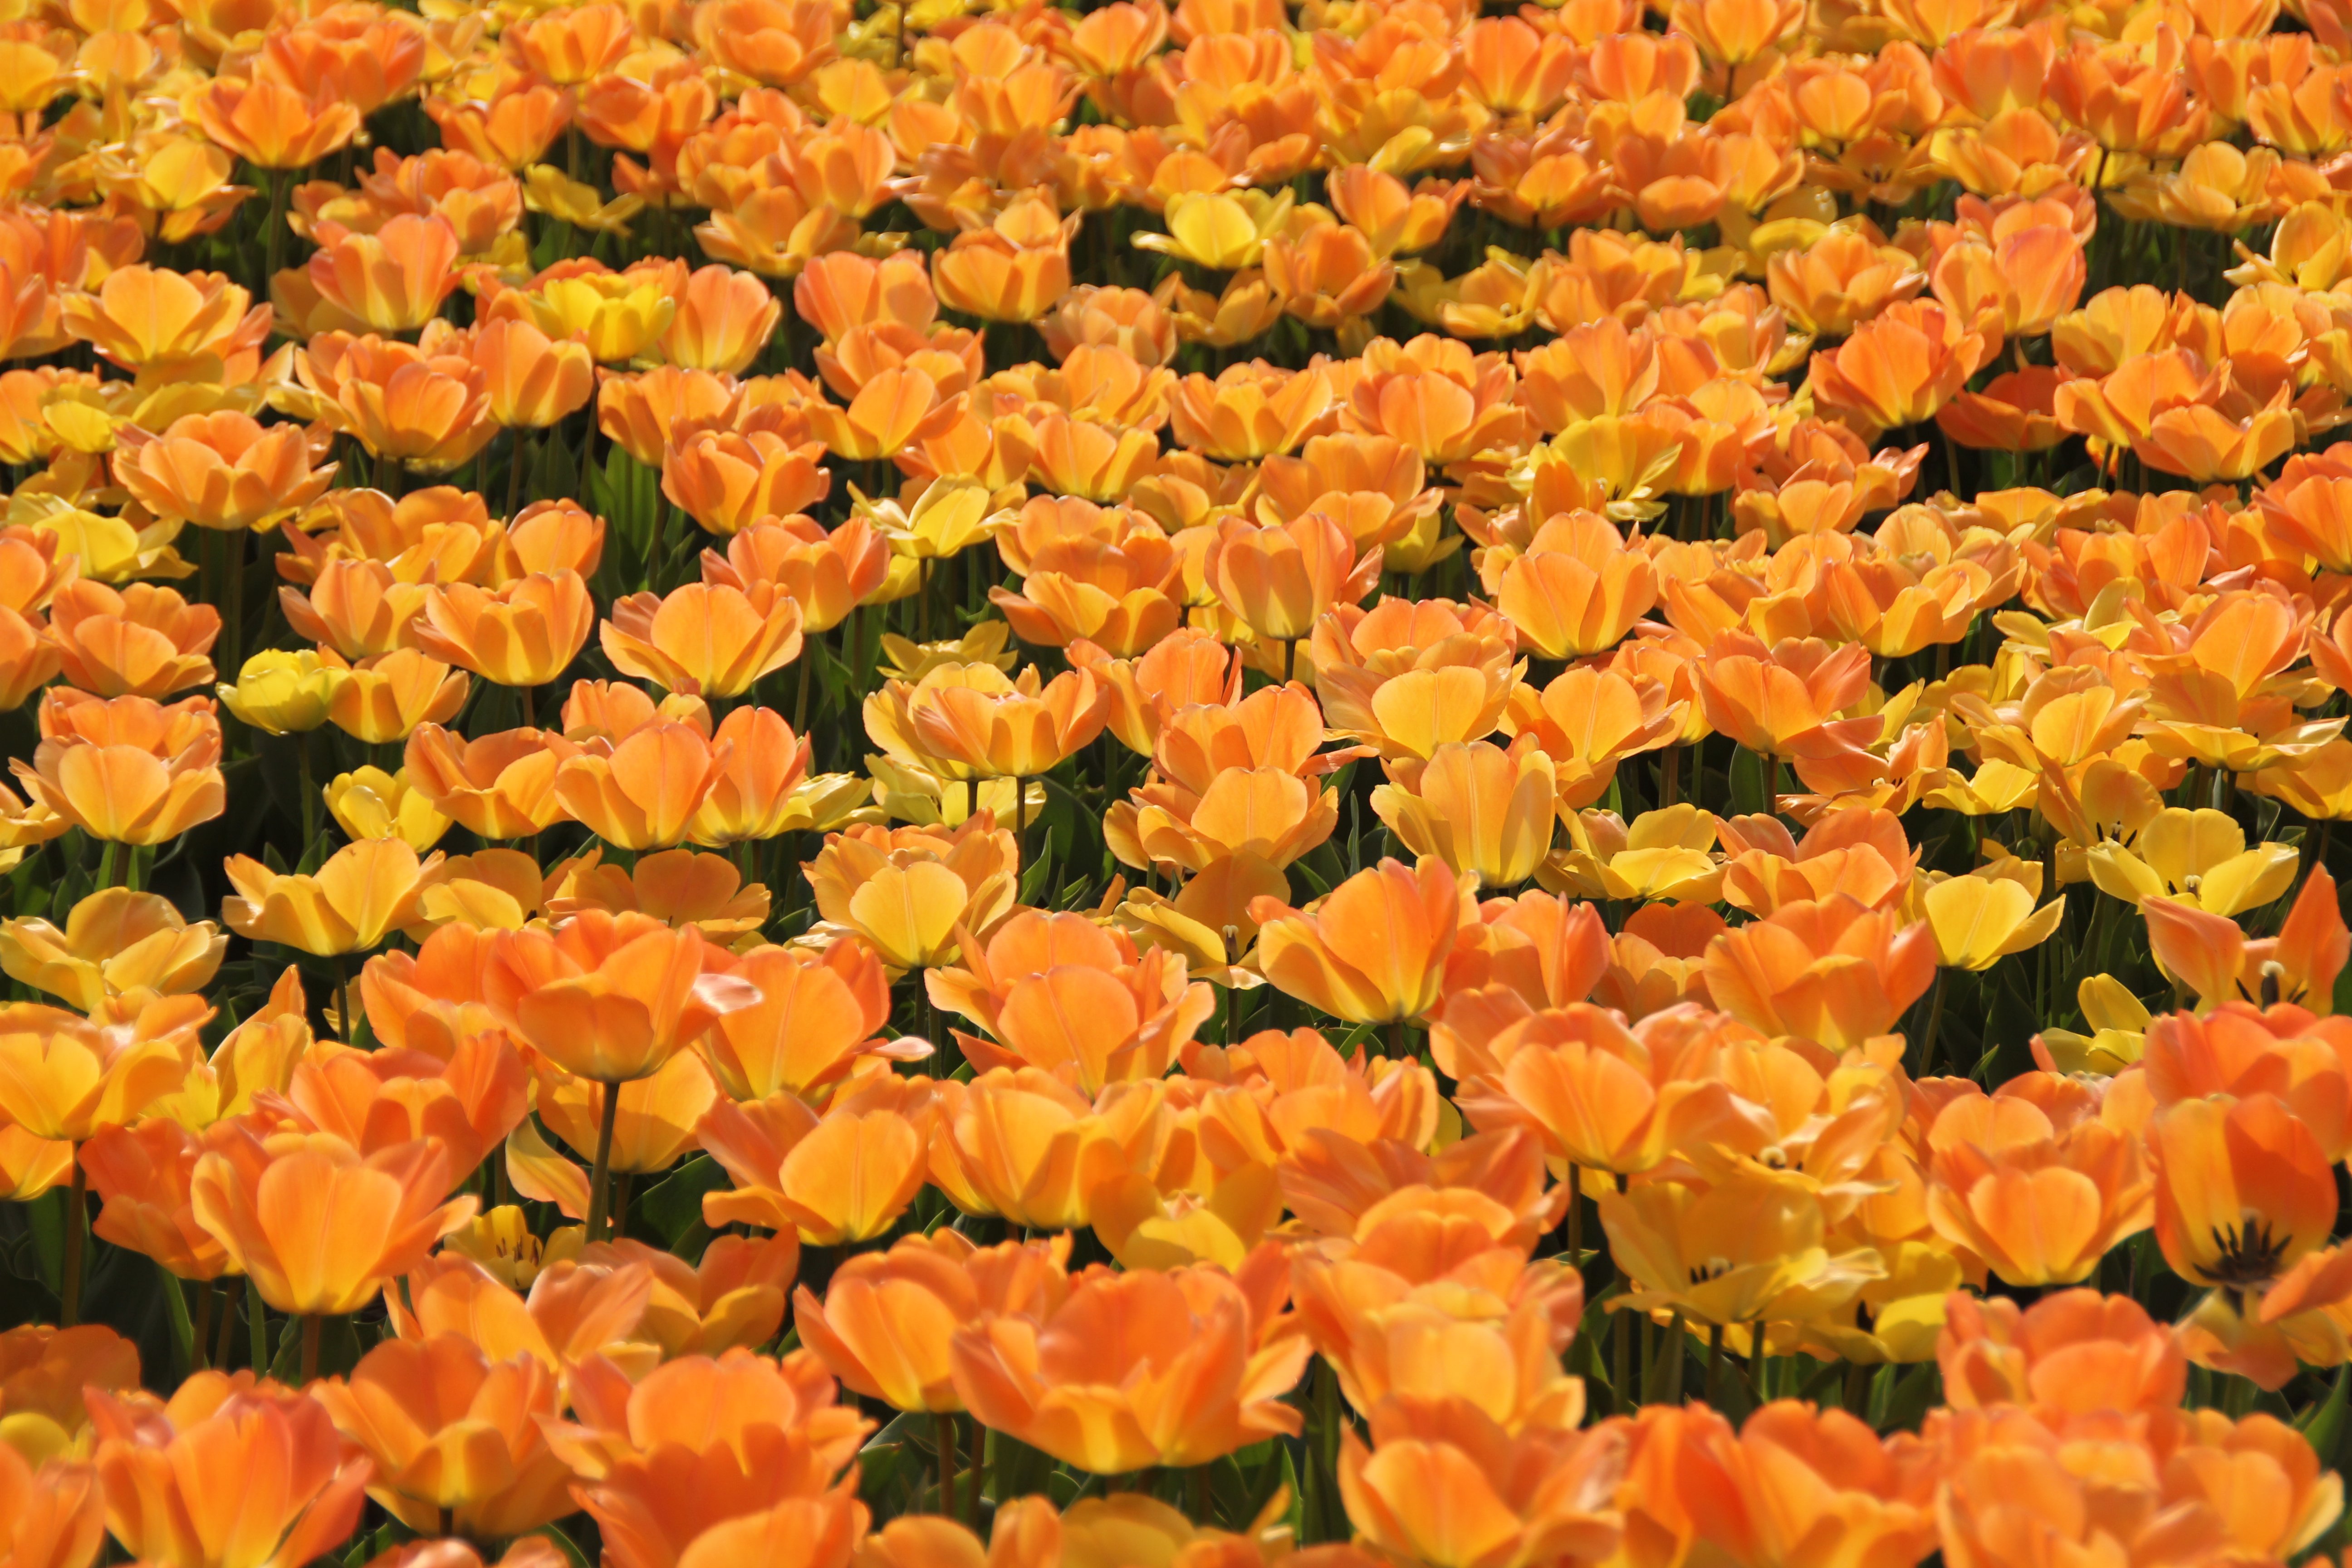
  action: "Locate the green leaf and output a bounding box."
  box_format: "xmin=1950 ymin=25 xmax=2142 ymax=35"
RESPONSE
xmin=1729 ymin=746 xmax=1767 ymax=816
xmin=639 ymin=1155 xmax=730 ymax=1249
xmin=2299 ymin=1365 xmax=2349 ymax=1469
xmin=157 ymin=1261 xmax=194 ymax=1383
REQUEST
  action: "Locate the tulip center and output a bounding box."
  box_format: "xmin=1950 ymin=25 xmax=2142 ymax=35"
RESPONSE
xmin=1689 ymin=1258 xmax=1733 ymax=1284
xmin=2206 ymin=1212 xmax=2290 ymax=1289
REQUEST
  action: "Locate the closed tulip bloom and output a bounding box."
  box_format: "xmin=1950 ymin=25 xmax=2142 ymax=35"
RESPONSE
xmin=1339 ymin=1397 xmax=1625 ymax=1568
xmin=222 ymin=838 xmax=444 ymax=957
xmin=658 ymin=265 xmax=780 ymax=376
xmin=891 ymin=663 xmax=1111 ymax=782
xmin=1169 ymin=363 xmax=1333 ymax=462
xmin=1372 ymin=740 xmax=1556 ymax=890
xmin=88 ymin=1373 xmax=372 ymax=1568
xmin=217 ymin=649 xmax=351 ymax=736
xmin=1807 ymin=299 xmax=1992 ymax=433
xmin=191 ymin=1126 xmax=475 ymax=1314
xmin=323 ymin=765 xmax=453 ymax=853
xmin=0 ymin=999 xmax=202 ymax=1144
xmin=951 ymin=1252 xmax=1308 ymax=1473
xmin=1938 ymin=1289 xmax=2187 ymax=1416
xmin=802 ymin=818 xmax=1021 ymax=974
xmin=190 ymin=73 xmax=361 ymax=167
xmin=113 ymin=412 xmax=335 ymax=534
xmin=1703 ymin=896 xmax=1936 ymax=1052
xmin=310 ymin=330 xmax=499 ymax=474
xmin=1490 ymin=513 xmax=1659 ymax=660
xmin=691 ymin=706 xmax=862 ymax=846
xmin=305 ymin=214 xmax=463 ymax=336
xmin=487 ymin=910 xmax=757 ymax=1084
xmin=83 ymin=1118 xmax=231 ymax=1279
xmin=554 ymin=720 xmax=730 ymax=851
xmin=0 ymin=889 xmax=223 ymax=1018
xmin=697 ymin=1088 xmax=930 ymax=1244
xmin=663 ymin=429 xmax=832 ymax=536
xmin=314 ymin=1335 xmax=575 ymax=1539
xmin=47 ymin=581 xmax=218 ymax=700
xmin=795 ymin=1230 xmax=1069 ymax=1414
xmin=927 ymin=1069 xmax=1168 ymax=1230
xmin=1250 ymin=858 xmax=1468 ymax=1027
xmin=1503 ymin=665 xmax=1686 ymax=808
xmin=474 ymin=317 xmax=595 ymax=430
xmin=1207 ymin=514 xmax=1384 ymax=646
xmin=701 ymin=516 xmax=889 ymax=636
xmin=601 ymin=583 xmax=804 ymax=700
xmin=1694 ymin=632 xmax=1877 ymax=762
xmin=11 ymin=691 xmax=226 ymax=846
xmin=699 ymin=941 xmax=894 ymax=1102
xmin=403 ymin=725 xmax=578 ymax=841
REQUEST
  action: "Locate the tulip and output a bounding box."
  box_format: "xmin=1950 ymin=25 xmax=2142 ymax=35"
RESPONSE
xmin=927 ymin=1068 xmax=1168 ymax=1231
xmin=1602 ymin=1169 xmax=1883 ymax=1334
xmin=663 ymin=429 xmax=832 ymax=536
xmin=1702 ymin=895 xmax=1937 ymax=1053
xmin=403 ymin=725 xmax=578 ymax=841
xmin=802 ymin=818 xmax=1021 ymax=975
xmin=320 ymin=765 xmax=450 ymax=854
xmin=2085 ymin=806 xmax=2299 ymax=917
xmin=701 ymin=516 xmax=888 ymax=637
xmin=59 ymin=266 xmax=270 ymax=381
xmin=2152 ymin=1093 xmax=2338 ymax=1293
xmin=881 ymin=664 xmax=1110 ymax=785
xmin=1135 ymin=190 xmax=1294 ymax=272
xmin=1206 ymin=514 xmax=1384 ymax=656
xmin=1371 ymin=740 xmax=1556 ymax=890
xmin=951 ymin=1250 xmax=1309 ymax=1473
xmin=1938 ymin=1288 xmax=2187 ymax=1416
xmin=83 ymin=1118 xmax=234 ymax=1281
xmin=931 ymin=194 xmax=1074 ymax=323
xmin=1250 ymin=858 xmax=1469 ymax=1032
xmin=44 ymin=581 xmax=218 ymax=700
xmin=601 ymin=583 xmax=804 ymax=700
xmin=539 ymin=846 xmax=770 ymax=939
xmin=1490 ymin=514 xmax=1659 ymax=660
xmin=697 ymin=1088 xmax=930 ymax=1244
xmin=413 ymin=572 xmax=596 ymax=691
xmin=1922 ymin=872 xmax=2067 ymax=971
xmin=89 ymin=1374 xmax=372 ymax=1568
xmin=528 ymin=1055 xmax=720 ymax=1207
xmin=11 ymin=690 xmax=225 ymax=846
xmin=699 ymin=941 xmax=896 ymax=1102
xmin=217 ymin=649 xmax=351 ymax=736
xmin=221 ymin=838 xmax=445 ymax=958
xmin=314 ymin=1335 xmax=575 ymax=1538
xmin=113 ymin=413 xmax=335 ymax=534
xmin=1338 ymin=1396 xmax=1625 ymax=1568
xmin=794 ymin=1230 xmax=1069 ymax=1414
xmin=305 ymin=214 xmax=464 ymax=336
xmin=191 ymin=1126 xmax=475 ymax=1316
xmin=1169 ymin=363 xmax=1333 ymax=462
xmin=0 ymin=1443 xmax=102 ymax=1568
xmin=1924 ymin=1086 xmax=2154 ymax=1288
xmin=475 ymin=317 xmax=595 ymax=430
xmin=0 ymin=889 xmax=224 ymax=1018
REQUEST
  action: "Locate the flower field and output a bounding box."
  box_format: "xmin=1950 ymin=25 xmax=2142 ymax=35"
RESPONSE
xmin=3 ymin=0 xmax=2352 ymax=1564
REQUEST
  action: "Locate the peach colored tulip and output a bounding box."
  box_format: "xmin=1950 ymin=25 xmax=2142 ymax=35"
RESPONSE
xmin=1251 ymin=858 xmax=1470 ymax=1028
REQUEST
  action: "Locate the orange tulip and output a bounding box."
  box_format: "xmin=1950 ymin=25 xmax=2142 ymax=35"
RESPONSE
xmin=662 ymin=265 xmax=782 ymax=377
xmin=542 ymin=1350 xmax=869 ymax=1568
xmin=600 ymin=582 xmax=804 ymax=700
xmin=1807 ymin=299 xmax=1995 ymax=433
xmin=113 ymin=413 xmax=335 ymax=534
xmin=700 ymin=516 xmax=889 ymax=637
xmin=0 ymin=1444 xmax=102 ymax=1568
xmin=403 ymin=724 xmax=578 ymax=841
xmin=527 ymin=1054 xmax=721 ymax=1200
xmin=44 ymin=581 xmax=218 ymax=700
xmin=802 ymin=817 xmax=1021 ymax=974
xmin=663 ymin=429 xmax=832 ymax=537
xmin=1939 ymin=1287 xmax=2187 ymax=1416
xmin=1339 ymin=1396 xmax=1624 ymax=1568
xmin=0 ymin=997 xmax=201 ymax=1146
xmin=931 ymin=193 xmax=1075 ymax=323
xmin=927 ymin=1068 xmax=1168 ymax=1230
xmin=314 ymin=1334 xmax=573 ymax=1538
xmin=1250 ymin=858 xmax=1469 ymax=1028
xmin=1371 ymin=740 xmax=1557 ymax=890
xmin=796 ymin=1230 xmax=1069 ymax=1414
xmin=699 ymin=940 xmax=896 ymax=1102
xmin=554 ymin=720 xmax=731 ymax=851
xmin=11 ymin=690 xmax=225 ymax=846
xmin=1693 ymin=631 xmax=1879 ymax=765
xmin=84 ymin=1118 xmax=234 ymax=1280
xmin=1206 ymin=514 xmax=1384 ymax=650
xmin=0 ymin=887 xmax=224 ymax=1019
xmin=191 ymin=1126 xmax=475 ymax=1314
xmin=474 ymin=317 xmax=595 ymax=431
xmin=304 ymin=214 xmax=464 ymax=336
xmin=878 ymin=664 xmax=1111 ymax=783
xmin=412 ymin=572 xmax=595 ymax=691
xmin=306 ymin=330 xmax=498 ymax=474
xmin=689 ymin=705 xmax=862 ymax=845
xmin=1924 ymin=1083 xmax=2154 ymax=1288
xmin=191 ymin=74 xmax=363 ymax=168
xmin=1169 ymin=363 xmax=1333 ymax=462
xmin=59 ymin=266 xmax=269 ymax=382
xmin=221 ymin=838 xmax=443 ymax=958
xmin=1703 ymin=895 xmax=1937 ymax=1052
xmin=2152 ymin=1093 xmax=2338 ymax=1294
xmin=1490 ymin=513 xmax=1659 ymax=660
xmin=486 ymin=911 xmax=757 ymax=1085
xmin=88 ymin=1373 xmax=371 ymax=1568
xmin=697 ymin=1084 xmax=931 ymax=1244
xmin=952 ymin=1249 xmax=1308 ymax=1473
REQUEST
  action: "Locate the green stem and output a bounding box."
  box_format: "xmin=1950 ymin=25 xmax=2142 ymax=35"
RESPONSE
xmin=297 ymin=734 xmax=318 ymax=860
xmin=222 ymin=525 xmax=246 ymax=682
xmin=936 ymin=1411 xmax=957 ymax=1520
xmin=1706 ymin=1320 xmax=1725 ymax=1406
xmin=1919 ymin=966 xmax=1950 ymax=1078
xmin=584 ymin=1078 xmax=622 ymax=1241
xmin=246 ymin=1275 xmax=267 ymax=1373
xmin=261 ymin=170 xmax=288 ymax=298
xmin=96 ymin=839 xmax=120 ymax=891
xmin=300 ymin=1313 xmax=321 ymax=1382
xmin=59 ymin=1146 xmax=83 ymax=1327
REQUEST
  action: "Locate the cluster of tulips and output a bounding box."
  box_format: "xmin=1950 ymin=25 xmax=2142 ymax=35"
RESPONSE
xmin=8 ymin=0 xmax=2352 ymax=1559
